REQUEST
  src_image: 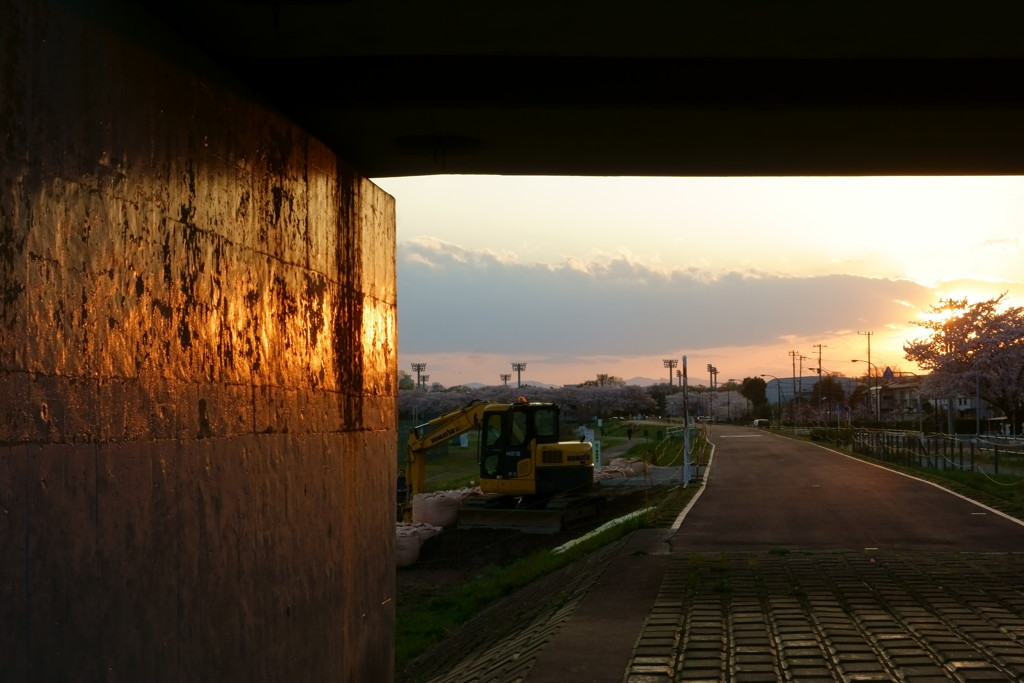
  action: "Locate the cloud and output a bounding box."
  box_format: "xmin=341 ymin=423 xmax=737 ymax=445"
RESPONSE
xmin=397 ymin=238 xmax=933 ymax=357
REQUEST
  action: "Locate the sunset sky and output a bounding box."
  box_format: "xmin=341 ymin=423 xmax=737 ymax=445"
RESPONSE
xmin=373 ymin=175 xmax=1024 ymax=388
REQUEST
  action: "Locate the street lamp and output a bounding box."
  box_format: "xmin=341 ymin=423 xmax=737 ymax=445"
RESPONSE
xmin=760 ymin=374 xmax=783 ymax=426
xmin=851 ymin=359 xmax=881 ymax=422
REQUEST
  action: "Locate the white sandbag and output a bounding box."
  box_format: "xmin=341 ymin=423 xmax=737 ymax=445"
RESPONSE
xmin=455 ymin=486 xmax=484 ymax=503
xmin=411 ymin=487 xmax=485 ymax=527
xmin=412 ymin=522 xmax=443 ymax=542
xmin=395 ymin=525 xmax=423 ymax=567
xmin=411 ymin=491 xmax=462 ymax=527
xmin=395 ymin=523 xmax=444 ymax=567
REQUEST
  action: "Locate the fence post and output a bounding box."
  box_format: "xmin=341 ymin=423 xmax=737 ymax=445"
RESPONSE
xmin=994 ymin=445 xmax=1000 ymax=474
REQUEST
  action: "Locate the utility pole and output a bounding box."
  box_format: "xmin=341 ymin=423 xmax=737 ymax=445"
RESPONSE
xmin=812 ymin=343 xmax=826 ymax=377
xmin=812 ymin=344 xmax=827 ymax=419
xmin=788 ymin=350 xmax=799 ymax=423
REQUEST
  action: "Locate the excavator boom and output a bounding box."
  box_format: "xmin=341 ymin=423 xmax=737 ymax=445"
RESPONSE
xmin=406 ymin=400 xmax=491 ymax=498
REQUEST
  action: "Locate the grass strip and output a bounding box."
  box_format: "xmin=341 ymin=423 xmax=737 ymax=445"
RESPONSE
xmin=395 ymin=512 xmax=644 ymax=670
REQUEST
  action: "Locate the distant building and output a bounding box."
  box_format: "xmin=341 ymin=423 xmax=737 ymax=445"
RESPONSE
xmin=762 ymin=376 xmax=859 ymax=405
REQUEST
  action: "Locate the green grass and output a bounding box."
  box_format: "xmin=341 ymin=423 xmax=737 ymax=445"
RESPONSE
xmin=412 ymin=438 xmax=482 ymax=492
xmin=618 ymin=432 xmax=709 ymax=470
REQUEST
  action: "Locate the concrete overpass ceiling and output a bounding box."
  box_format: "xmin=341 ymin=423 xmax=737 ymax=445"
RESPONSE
xmin=137 ymin=1 xmax=1024 ymax=177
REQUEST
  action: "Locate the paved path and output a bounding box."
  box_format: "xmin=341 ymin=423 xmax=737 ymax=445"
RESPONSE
xmin=423 ymin=426 xmax=1024 ymax=682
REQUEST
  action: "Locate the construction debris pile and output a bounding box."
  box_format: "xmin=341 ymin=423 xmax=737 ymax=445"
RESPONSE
xmin=594 ymin=458 xmax=649 ymax=480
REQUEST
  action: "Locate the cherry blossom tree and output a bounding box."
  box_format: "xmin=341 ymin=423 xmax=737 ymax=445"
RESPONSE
xmin=903 ymin=294 xmax=1024 ymax=432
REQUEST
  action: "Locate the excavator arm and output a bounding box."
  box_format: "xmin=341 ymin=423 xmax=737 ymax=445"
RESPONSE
xmin=405 ymin=400 xmax=493 ymax=498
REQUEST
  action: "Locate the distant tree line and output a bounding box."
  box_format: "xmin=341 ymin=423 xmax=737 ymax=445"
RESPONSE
xmin=397 ymin=372 xmax=776 ymax=424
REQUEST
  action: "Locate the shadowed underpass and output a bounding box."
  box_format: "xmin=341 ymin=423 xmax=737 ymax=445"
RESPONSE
xmin=426 ymin=425 xmax=1024 ymax=683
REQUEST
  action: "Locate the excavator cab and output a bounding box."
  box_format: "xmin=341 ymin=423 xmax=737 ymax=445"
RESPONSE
xmin=479 ymin=405 xmax=533 ymax=480
xmin=477 ymin=402 xmax=591 ymax=499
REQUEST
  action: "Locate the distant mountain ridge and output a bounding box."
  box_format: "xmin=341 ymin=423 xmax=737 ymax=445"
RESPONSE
xmin=624 ymin=376 xmax=660 ymax=386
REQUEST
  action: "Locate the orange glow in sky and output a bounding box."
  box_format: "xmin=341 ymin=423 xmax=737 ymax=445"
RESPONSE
xmin=376 ymin=176 xmax=1024 ymax=387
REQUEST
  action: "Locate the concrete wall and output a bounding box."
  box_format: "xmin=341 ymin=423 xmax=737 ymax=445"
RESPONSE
xmin=1 ymin=1 xmax=397 ymax=679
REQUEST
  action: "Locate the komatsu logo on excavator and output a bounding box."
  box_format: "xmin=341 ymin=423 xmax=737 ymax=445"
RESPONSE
xmin=428 ymin=427 xmax=459 ymax=445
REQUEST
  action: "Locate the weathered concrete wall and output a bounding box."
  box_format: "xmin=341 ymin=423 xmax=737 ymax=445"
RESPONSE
xmin=0 ymin=1 xmax=397 ymax=679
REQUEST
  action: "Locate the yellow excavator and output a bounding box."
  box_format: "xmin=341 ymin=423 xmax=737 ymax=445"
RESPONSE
xmin=404 ymin=398 xmax=596 ymax=530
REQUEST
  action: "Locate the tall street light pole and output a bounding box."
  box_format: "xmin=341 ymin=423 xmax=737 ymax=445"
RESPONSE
xmin=851 ymin=359 xmax=881 ymax=422
xmin=663 ymin=359 xmax=678 ymax=393
xmin=511 ymin=362 xmax=527 ymax=388
xmin=411 ymin=362 xmax=427 ymax=390
xmin=500 ymin=373 xmax=511 ymax=387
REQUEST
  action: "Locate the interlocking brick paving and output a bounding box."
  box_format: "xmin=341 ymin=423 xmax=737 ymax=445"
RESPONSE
xmin=626 ymin=550 xmax=1024 ymax=682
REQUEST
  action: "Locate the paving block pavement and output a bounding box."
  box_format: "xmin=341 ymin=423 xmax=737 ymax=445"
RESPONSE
xmin=423 ymin=539 xmax=1024 ymax=682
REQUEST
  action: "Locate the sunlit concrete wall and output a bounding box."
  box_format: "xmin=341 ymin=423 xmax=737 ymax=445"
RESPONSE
xmin=0 ymin=1 xmax=397 ymax=679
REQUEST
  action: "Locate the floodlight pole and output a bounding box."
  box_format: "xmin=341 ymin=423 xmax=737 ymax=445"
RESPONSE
xmin=511 ymin=362 xmax=527 ymax=388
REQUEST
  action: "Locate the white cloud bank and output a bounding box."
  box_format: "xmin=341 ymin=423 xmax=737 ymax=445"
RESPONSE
xmin=395 ymin=238 xmax=1017 ymax=386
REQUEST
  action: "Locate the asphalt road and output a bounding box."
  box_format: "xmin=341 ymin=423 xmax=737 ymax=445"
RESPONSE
xmin=675 ymin=425 xmax=1024 ymax=552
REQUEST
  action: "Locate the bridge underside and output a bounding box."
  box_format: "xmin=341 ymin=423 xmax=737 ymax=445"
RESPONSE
xmin=141 ymin=0 xmax=1024 ymax=178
